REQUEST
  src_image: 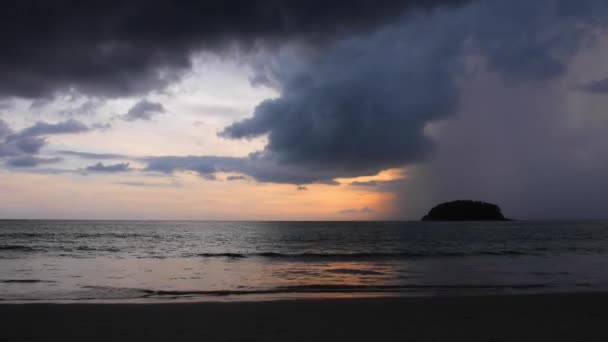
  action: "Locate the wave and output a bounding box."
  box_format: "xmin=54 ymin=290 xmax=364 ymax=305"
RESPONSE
xmin=74 ymin=233 xmax=147 ymax=239
xmin=80 ymin=283 xmax=551 ymax=299
xmin=0 ymin=232 xmax=55 ymax=238
xmin=74 ymin=246 xmax=121 ymax=252
xmin=277 ymin=283 xmax=549 ymax=292
xmin=192 ymin=250 xmax=532 ymax=260
xmin=195 ymin=253 xmax=248 ymax=258
xmin=325 ymin=269 xmax=385 ymax=275
xmin=0 ymin=232 xmax=150 ymax=240
xmin=1 ymin=279 xmax=57 ymax=283
xmin=0 ymin=245 xmax=534 ymax=260
xmin=0 ymin=245 xmax=37 ymax=252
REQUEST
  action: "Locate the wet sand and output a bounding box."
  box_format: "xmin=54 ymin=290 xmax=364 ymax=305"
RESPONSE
xmin=1 ymin=293 xmax=607 ymax=342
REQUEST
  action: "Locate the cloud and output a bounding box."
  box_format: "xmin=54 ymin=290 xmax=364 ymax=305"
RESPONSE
xmin=0 ymin=101 xmax=12 ymax=110
xmin=212 ymin=11 xmax=467 ymax=183
xmin=574 ymin=78 xmax=608 ymax=94
xmin=56 ymin=150 xmax=128 ymax=159
xmin=0 ymin=136 xmax=46 ymax=157
xmin=219 ymin=0 xmax=606 ymax=184
xmin=0 ymin=1 xmax=467 ymax=99
xmin=145 ymin=154 xmax=345 ymax=184
xmin=133 ymin=1 xmax=608 ymax=193
xmin=91 ymin=122 xmax=112 ymax=130
xmin=226 ymin=175 xmax=246 ymax=181
xmin=296 ymin=185 xmax=308 ymax=191
xmin=0 ymin=119 xmax=91 ymax=158
xmin=5 ymin=156 xmax=63 ymax=168
xmin=58 ymin=99 xmax=103 ymax=117
xmin=114 ymin=181 xmax=179 ymax=188
xmin=349 ymin=179 xmax=407 ymax=193
xmin=350 ymin=181 xmax=380 ymax=187
xmin=122 ymin=100 xmax=166 ymax=122
xmin=85 ymin=162 xmax=132 ymax=173
xmin=12 ymin=119 xmax=90 ymax=139
xmin=338 ymin=207 xmax=375 ymax=215
xmin=394 ymin=69 xmax=608 ymax=220
xmin=220 ymin=16 xmax=460 ymax=176
xmin=0 ymin=119 xmax=12 ymax=140
xmin=4 ymin=0 xmax=608 ymax=221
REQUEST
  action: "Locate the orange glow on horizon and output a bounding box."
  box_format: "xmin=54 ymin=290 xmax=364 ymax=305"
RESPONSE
xmin=0 ymin=168 xmax=403 ymax=220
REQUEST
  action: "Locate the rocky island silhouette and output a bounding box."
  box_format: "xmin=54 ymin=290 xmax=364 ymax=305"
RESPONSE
xmin=422 ymin=200 xmax=509 ymax=221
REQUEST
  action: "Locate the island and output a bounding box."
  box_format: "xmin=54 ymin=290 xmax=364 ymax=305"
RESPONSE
xmin=422 ymin=200 xmax=508 ymax=221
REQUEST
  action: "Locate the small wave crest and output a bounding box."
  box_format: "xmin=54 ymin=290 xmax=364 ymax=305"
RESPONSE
xmin=325 ymin=269 xmax=385 ymax=275
xmin=78 ymin=283 xmax=551 ymax=300
xmin=0 ymin=245 xmax=37 ymax=252
xmin=1 ymin=279 xmax=57 ymax=283
xmin=74 ymin=246 xmax=121 ymax=252
xmin=74 ymin=233 xmax=146 ymax=239
xmin=0 ymin=232 xmax=55 ymax=238
xmin=195 ymin=253 xmax=248 ymax=258
xmin=193 ymin=250 xmax=531 ymax=260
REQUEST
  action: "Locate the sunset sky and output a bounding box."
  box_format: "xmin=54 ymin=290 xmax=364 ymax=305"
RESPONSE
xmin=2 ymin=1 xmax=608 ymax=220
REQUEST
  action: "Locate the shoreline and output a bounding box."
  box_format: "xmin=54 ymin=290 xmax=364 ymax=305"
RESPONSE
xmin=0 ymin=287 xmax=599 ymax=305
xmin=2 ymin=292 xmax=608 ymax=341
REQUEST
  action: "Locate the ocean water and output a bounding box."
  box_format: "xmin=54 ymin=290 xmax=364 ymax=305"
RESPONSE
xmin=2 ymin=220 xmax=608 ymax=303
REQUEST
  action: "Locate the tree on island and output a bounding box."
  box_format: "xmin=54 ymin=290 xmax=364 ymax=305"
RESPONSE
xmin=422 ymin=200 xmax=508 ymax=221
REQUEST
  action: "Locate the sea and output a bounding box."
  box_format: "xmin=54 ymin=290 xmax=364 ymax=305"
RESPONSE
xmin=2 ymin=220 xmax=608 ymax=303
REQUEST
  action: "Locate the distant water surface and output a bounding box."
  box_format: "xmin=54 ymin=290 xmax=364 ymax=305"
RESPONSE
xmin=1 ymin=220 xmax=608 ymax=302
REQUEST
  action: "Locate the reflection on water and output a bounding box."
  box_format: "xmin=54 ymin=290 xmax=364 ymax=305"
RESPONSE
xmin=2 ymin=220 xmax=608 ymax=302
xmin=0 ymin=257 xmax=401 ymax=301
xmin=270 ymin=261 xmax=399 ymax=286
xmin=2 ymin=254 xmax=608 ymax=302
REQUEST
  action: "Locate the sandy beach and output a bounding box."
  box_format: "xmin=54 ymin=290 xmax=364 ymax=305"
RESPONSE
xmin=1 ymin=293 xmax=607 ymax=341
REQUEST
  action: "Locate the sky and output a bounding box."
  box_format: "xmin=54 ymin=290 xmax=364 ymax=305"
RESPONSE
xmin=1 ymin=0 xmax=608 ymax=220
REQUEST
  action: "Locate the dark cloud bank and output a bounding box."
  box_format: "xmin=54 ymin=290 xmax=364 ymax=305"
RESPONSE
xmin=1 ymin=0 xmax=466 ymax=99
xmin=4 ymin=0 xmax=608 ymax=218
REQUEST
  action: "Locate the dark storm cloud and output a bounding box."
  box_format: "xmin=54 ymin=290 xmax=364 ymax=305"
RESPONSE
xmin=0 ymin=0 xmax=467 ymax=99
xmin=394 ymin=70 xmax=608 ymax=220
xmin=213 ymin=0 xmax=608 ymax=186
xmin=468 ymin=2 xmax=591 ymax=81
xmin=218 ymin=11 xmax=466 ymax=183
xmin=122 ymin=100 xmax=166 ymax=122
xmin=574 ymin=78 xmax=608 ymax=94
xmin=139 ymin=0 xmax=608 ymax=186
xmin=85 ymin=162 xmax=132 ymax=173
xmin=5 ymin=0 xmax=608 ymax=220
